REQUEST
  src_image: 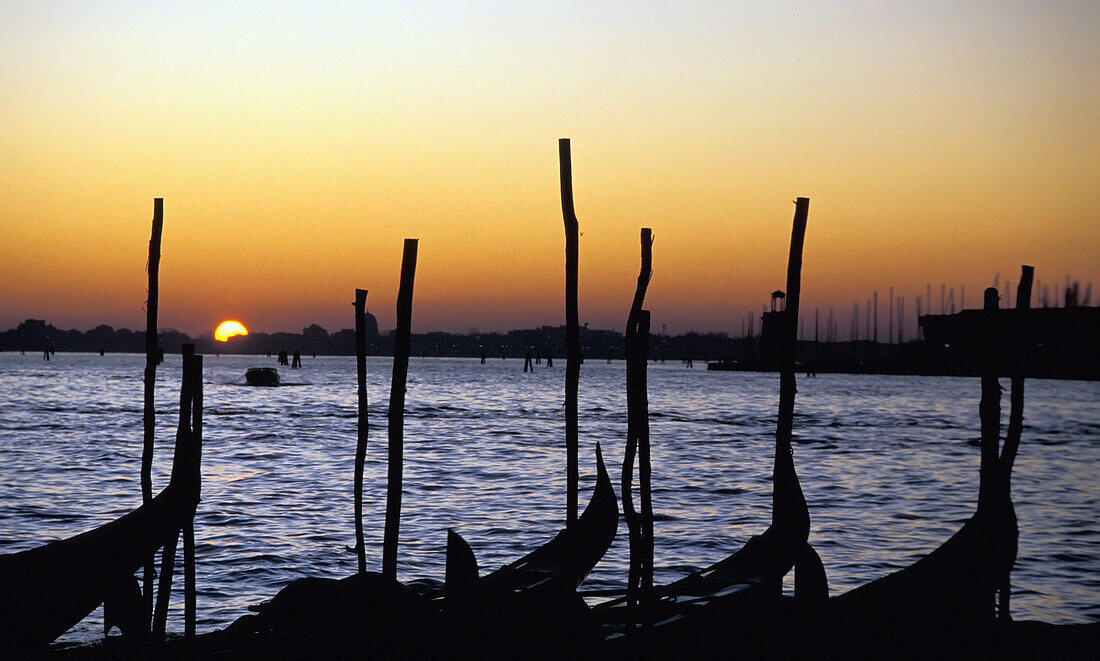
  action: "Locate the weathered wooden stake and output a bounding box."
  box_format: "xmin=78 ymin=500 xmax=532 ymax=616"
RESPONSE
xmin=141 ymin=198 xmax=163 ymax=623
xmin=637 ymin=310 xmax=653 ymax=632
xmin=997 ymin=265 xmax=1033 ymax=620
xmin=184 ymin=353 xmax=202 ymax=638
xmin=152 ymin=345 xmax=196 ymax=640
xmin=1002 ymin=266 xmax=1033 ymax=472
xmin=151 ymin=508 xmax=181 ymax=637
xmin=773 ymin=198 xmax=809 ymax=540
xmin=622 ymin=229 xmax=653 ymax=641
xmin=383 ymin=240 xmax=417 ymax=580
xmin=560 ymin=138 xmax=581 ymax=528
xmin=353 ymin=288 xmax=369 ymax=574
xmin=978 ymin=287 xmax=1002 ymax=512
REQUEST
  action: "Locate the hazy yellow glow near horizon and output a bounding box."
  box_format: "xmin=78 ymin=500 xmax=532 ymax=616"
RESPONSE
xmin=2 ymin=2 xmax=1097 ymax=337
xmin=214 ymin=321 xmax=249 ymax=342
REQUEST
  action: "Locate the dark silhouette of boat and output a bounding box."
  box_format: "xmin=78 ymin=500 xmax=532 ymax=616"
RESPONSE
xmin=592 ymin=433 xmax=810 ymax=652
xmin=0 ymin=378 xmax=201 ymax=653
xmin=657 ymin=281 xmax=1100 ymax=658
xmin=190 ymin=445 xmax=618 ymax=657
xmin=819 ymin=479 xmax=1017 ymax=656
xmin=805 ymin=297 xmax=1043 ymax=657
xmin=706 ymin=385 xmax=1100 ymax=657
xmin=449 ymin=442 xmax=617 ymax=597
xmin=434 ymin=443 xmax=618 ymax=656
xmin=245 ymin=367 xmax=279 ymax=387
xmin=592 ymin=203 xmax=813 ymax=654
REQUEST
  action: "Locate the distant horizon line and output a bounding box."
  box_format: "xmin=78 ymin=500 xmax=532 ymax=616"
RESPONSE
xmin=2 ymin=317 xmax=673 ymax=339
xmin=7 ymin=292 xmax=1097 ymax=344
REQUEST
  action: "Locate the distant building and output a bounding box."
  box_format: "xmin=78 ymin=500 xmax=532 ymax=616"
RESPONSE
xmin=919 ymin=305 xmax=1100 ymax=380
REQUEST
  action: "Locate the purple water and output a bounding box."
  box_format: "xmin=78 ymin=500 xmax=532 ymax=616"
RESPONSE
xmin=1 ymin=353 xmax=1097 ymax=645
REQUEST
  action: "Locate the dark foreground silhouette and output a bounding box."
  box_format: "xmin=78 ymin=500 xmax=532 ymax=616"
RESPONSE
xmin=125 ymin=445 xmax=618 ymax=659
xmin=591 ymin=205 xmax=815 ymax=659
xmin=0 ymin=365 xmax=202 ymax=655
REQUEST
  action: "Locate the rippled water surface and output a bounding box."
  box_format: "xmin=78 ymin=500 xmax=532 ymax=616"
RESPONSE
xmin=1 ymin=353 xmax=1097 ymax=643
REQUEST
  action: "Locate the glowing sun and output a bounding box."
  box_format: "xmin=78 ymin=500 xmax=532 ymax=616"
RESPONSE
xmin=214 ymin=320 xmax=249 ymax=342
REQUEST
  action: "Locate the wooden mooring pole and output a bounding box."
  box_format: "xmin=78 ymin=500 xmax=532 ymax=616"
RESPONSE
xmin=184 ymin=351 xmax=202 ymax=638
xmin=152 ymin=345 xmax=199 ymax=640
xmin=383 ymin=240 xmax=418 ymax=580
xmin=623 ymin=229 xmax=653 ymax=644
xmin=998 ymin=265 xmax=1033 ymax=620
xmin=560 ymin=138 xmax=580 ymax=528
xmin=141 ymin=198 xmax=163 ymax=625
xmin=637 ymin=310 xmax=653 ymax=634
xmin=352 ymin=288 xmax=369 ymax=574
xmin=773 ymin=198 xmax=809 ymax=542
xmin=1002 ymin=266 xmax=1034 ymax=478
xmin=978 ymin=287 xmax=1001 ymax=512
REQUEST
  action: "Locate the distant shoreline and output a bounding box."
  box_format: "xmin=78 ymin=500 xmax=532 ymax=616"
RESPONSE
xmin=5 ymin=306 xmax=1097 ymax=381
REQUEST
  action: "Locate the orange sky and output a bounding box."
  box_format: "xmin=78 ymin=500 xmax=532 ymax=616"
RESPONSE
xmin=2 ymin=2 xmax=1097 ymax=338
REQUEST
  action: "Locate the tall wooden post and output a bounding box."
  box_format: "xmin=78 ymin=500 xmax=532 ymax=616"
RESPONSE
xmin=978 ymin=287 xmax=1002 ymax=512
xmin=997 ymin=266 xmax=1033 ymax=620
xmin=773 ymin=198 xmax=810 ymax=540
xmin=1002 ymin=267 xmax=1033 ymax=472
xmin=622 ymin=229 xmax=653 ymax=639
xmin=636 ymin=309 xmax=653 ymax=635
xmin=560 ymin=138 xmax=580 ymax=528
xmin=383 ymin=240 xmax=417 ymax=580
xmin=153 ymin=344 xmax=196 ymax=640
xmin=353 ymin=288 xmax=369 ymax=574
xmin=184 ymin=352 xmax=202 ymax=638
xmin=141 ymin=198 xmax=163 ymax=623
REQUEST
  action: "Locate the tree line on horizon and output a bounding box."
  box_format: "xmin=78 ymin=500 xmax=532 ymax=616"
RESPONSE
xmin=0 ymin=318 xmax=736 ymax=362
xmin=5 ymin=313 xmax=1094 ymax=379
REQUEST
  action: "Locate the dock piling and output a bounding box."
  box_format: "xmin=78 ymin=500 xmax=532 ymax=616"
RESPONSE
xmin=773 ymin=198 xmax=809 ymax=537
xmin=560 ymin=138 xmax=581 ymax=528
xmin=184 ymin=351 xmax=201 ymax=639
xmin=383 ymin=240 xmax=418 ymax=580
xmin=997 ymin=265 xmax=1033 ymax=620
xmin=152 ymin=344 xmax=198 ymax=640
xmin=353 ymin=288 xmax=369 ymax=575
xmin=623 ymin=228 xmax=654 ymax=645
xmin=141 ymin=198 xmax=163 ymax=627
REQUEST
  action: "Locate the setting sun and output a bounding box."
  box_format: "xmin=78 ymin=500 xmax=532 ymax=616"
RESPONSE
xmin=214 ymin=320 xmax=248 ymax=342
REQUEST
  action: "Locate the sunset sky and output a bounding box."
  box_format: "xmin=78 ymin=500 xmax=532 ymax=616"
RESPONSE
xmin=2 ymin=2 xmax=1097 ymax=338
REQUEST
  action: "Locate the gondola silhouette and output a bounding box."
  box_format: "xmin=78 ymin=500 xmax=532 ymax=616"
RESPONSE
xmin=198 ymin=446 xmax=617 ymax=658
xmin=0 ymin=355 xmax=203 ymax=654
xmin=592 ymin=199 xmax=814 ymax=656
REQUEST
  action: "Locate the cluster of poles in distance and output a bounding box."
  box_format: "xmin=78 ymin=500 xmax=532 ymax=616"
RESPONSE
xmin=736 ymin=275 xmax=1093 ymax=346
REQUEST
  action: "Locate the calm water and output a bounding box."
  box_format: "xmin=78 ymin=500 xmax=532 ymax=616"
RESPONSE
xmin=1 ymin=353 xmax=1098 ymax=644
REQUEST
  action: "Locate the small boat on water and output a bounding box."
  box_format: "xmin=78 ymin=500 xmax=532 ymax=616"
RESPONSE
xmin=246 ymin=367 xmax=280 ymax=387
